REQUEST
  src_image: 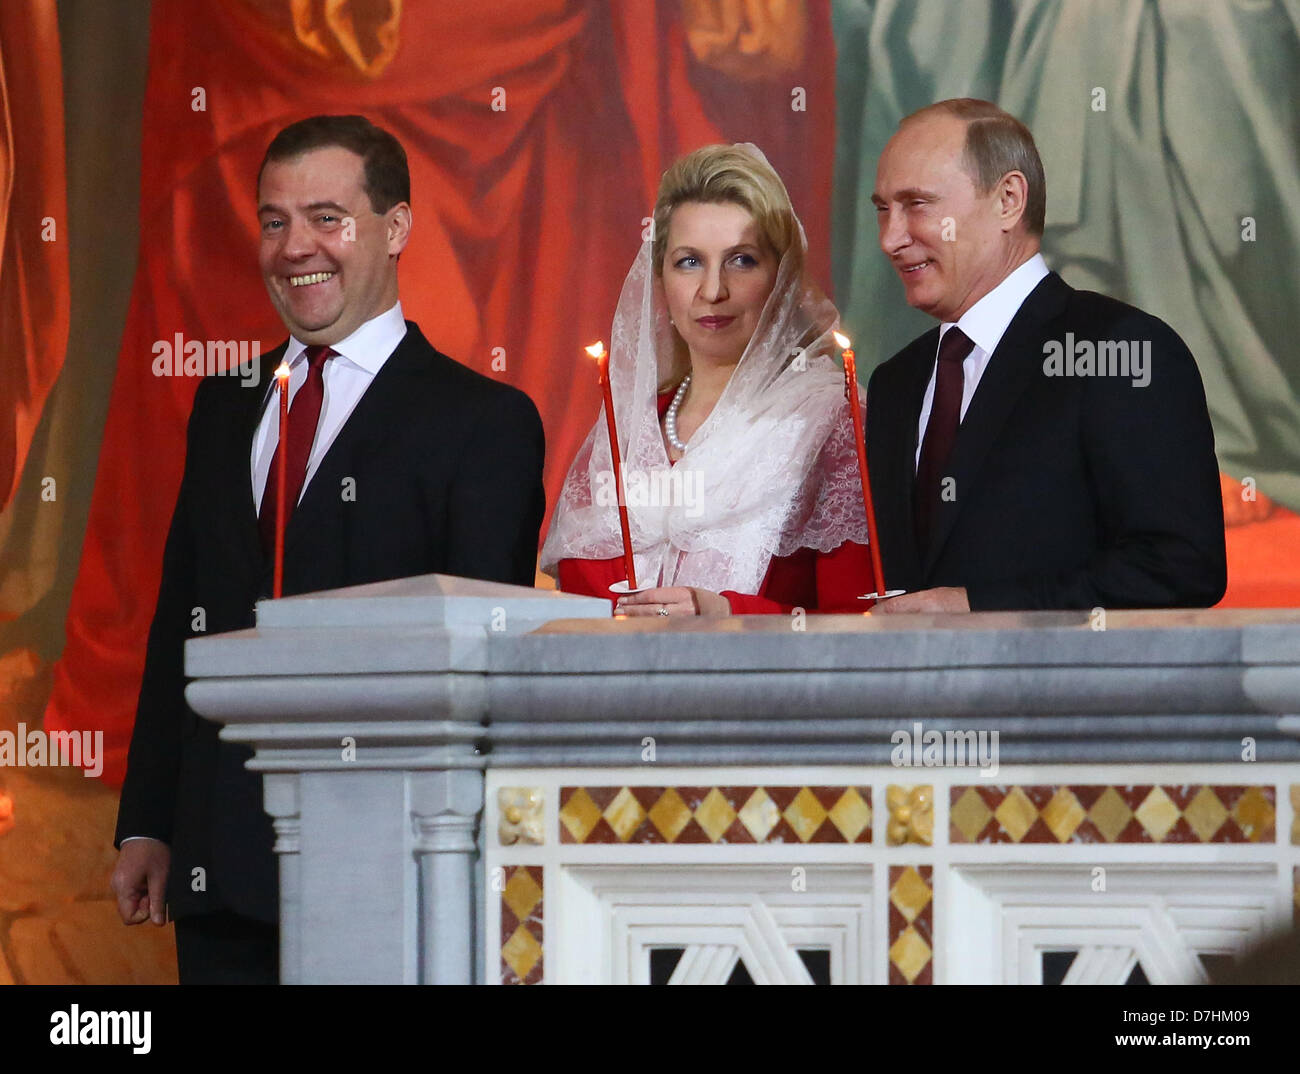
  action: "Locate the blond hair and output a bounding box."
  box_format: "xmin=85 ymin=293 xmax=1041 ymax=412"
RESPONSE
xmin=651 ymin=144 xmax=801 ymax=277
xmin=902 ymin=99 xmax=1046 ymax=236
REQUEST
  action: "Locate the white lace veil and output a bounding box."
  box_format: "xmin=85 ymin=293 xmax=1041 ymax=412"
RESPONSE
xmin=541 ymin=153 xmax=870 ymax=595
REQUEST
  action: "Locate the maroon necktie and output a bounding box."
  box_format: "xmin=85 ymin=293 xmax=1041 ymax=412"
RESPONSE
xmin=914 ymin=327 xmax=974 ymax=553
xmin=259 ymin=345 xmax=334 ymax=552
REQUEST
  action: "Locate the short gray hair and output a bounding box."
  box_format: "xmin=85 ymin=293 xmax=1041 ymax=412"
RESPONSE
xmin=903 ymin=98 xmax=1046 ymax=235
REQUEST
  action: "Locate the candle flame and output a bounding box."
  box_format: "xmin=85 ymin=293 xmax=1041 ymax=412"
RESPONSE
xmin=833 ymin=331 xmax=851 ymax=350
xmin=585 ymin=341 xmax=607 ymax=360
xmin=275 ymin=360 xmax=291 ymax=382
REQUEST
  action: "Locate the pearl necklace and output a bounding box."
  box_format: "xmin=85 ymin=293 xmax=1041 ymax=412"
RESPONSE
xmin=664 ymin=375 xmax=692 ymax=453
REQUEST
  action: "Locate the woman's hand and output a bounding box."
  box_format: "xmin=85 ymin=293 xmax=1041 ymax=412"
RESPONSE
xmin=615 ymin=586 xmax=731 ymax=617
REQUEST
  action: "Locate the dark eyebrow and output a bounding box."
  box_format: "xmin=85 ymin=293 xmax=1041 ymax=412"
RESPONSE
xmin=257 ymin=200 xmax=352 ymax=216
xmin=872 ymin=188 xmax=938 ymax=205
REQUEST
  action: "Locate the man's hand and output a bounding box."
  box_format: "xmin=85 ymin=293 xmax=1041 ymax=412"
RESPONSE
xmin=615 ymin=586 xmax=730 ymax=617
xmin=871 ymin=586 xmax=970 ymax=614
xmin=111 ymin=838 xmax=171 ymax=926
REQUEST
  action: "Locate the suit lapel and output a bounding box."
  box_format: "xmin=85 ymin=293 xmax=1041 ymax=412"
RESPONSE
xmin=923 ymin=273 xmax=1072 ymax=573
xmin=233 ymin=345 xmax=287 ymax=575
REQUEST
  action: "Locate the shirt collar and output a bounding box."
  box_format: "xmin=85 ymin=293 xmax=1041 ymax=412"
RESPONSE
xmin=285 ymin=301 xmax=407 ymax=373
xmin=940 ymin=252 xmax=1049 ymax=356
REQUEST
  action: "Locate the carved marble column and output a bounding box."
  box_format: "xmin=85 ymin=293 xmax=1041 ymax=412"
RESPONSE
xmin=411 ymin=770 xmax=483 ymax=984
xmin=263 ymin=773 xmax=301 ymax=984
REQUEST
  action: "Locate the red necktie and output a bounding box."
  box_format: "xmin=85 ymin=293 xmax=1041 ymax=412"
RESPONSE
xmin=259 ymin=345 xmax=334 ymax=553
xmin=914 ymin=327 xmax=974 ymax=553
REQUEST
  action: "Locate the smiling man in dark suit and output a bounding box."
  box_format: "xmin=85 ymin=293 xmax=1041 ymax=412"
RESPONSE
xmin=109 ymin=115 xmax=545 ymax=982
xmin=864 ymin=99 xmax=1225 ymax=614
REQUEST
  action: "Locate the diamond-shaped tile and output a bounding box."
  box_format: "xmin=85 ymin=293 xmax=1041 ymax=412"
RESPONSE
xmin=950 ymin=787 xmax=992 ymax=843
xmin=1041 ymin=787 xmax=1086 ymax=843
xmin=559 ymin=788 xmax=602 ymax=843
xmin=647 ymin=788 xmax=692 ymax=843
xmin=889 ymin=925 xmax=932 ymax=984
xmin=1183 ymin=786 xmax=1230 ymax=842
xmin=502 ymin=867 xmax=542 ymax=922
xmin=1135 ymin=787 xmax=1180 ymax=842
xmin=827 ymin=787 xmax=871 ymax=842
xmin=994 ymin=786 xmax=1039 ymax=842
xmin=604 ymin=787 xmax=647 ymax=842
xmin=889 ymin=866 xmax=932 ymax=922
xmin=783 ymin=787 xmax=829 ymax=843
xmin=502 ymin=924 xmax=542 ymax=981
xmin=1232 ymin=786 xmax=1275 ymax=842
xmin=738 ymin=788 xmax=779 ymax=842
xmin=1088 ymin=787 xmax=1134 ymax=843
xmin=690 ymin=788 xmax=737 ymax=842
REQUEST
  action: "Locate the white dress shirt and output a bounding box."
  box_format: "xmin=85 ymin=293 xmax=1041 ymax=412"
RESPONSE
xmin=914 ymin=253 xmax=1049 ymax=468
xmin=250 ymin=302 xmax=408 ymax=509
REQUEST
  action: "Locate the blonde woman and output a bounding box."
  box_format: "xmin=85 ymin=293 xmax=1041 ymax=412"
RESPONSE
xmin=541 ymin=143 xmax=872 ymax=615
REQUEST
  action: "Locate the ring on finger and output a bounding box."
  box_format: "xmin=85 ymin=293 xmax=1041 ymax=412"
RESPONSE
xmin=657 ymin=604 xmax=669 ymax=617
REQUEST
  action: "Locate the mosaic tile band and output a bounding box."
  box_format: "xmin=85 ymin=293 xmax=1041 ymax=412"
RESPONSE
xmin=951 ymin=785 xmax=1275 ymax=844
xmin=559 ymin=786 xmax=872 ymax=844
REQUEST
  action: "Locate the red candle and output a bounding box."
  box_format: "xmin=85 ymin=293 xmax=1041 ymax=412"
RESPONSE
xmin=835 ymin=332 xmax=887 ymax=597
xmin=586 ymin=341 xmax=637 ymax=589
xmin=273 ymin=360 xmax=290 ymax=599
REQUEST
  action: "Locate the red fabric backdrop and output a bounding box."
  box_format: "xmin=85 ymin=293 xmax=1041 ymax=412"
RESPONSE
xmin=0 ymin=1 xmax=69 ymax=517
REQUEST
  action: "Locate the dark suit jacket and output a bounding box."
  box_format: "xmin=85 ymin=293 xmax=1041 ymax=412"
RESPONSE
xmin=865 ymin=272 xmax=1226 ymax=610
xmin=114 ymin=322 xmax=545 ymax=923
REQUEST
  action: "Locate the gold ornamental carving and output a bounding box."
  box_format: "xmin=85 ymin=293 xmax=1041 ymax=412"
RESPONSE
xmin=887 ymin=785 xmax=933 ymax=846
xmin=498 ymin=787 xmax=544 ymax=846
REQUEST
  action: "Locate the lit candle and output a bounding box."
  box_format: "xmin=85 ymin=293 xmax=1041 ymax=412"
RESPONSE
xmin=273 ymin=359 xmax=290 ymax=599
xmin=834 ymin=332 xmax=888 ymax=598
xmin=586 ymin=341 xmax=638 ymax=590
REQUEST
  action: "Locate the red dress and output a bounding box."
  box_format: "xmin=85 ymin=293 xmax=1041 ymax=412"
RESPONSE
xmin=557 ymin=393 xmax=875 ymax=613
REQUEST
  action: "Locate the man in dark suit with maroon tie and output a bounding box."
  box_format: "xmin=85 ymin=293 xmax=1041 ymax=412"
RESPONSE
xmin=864 ymin=99 xmax=1225 ymax=613
xmin=110 ymin=115 xmax=545 ymax=982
